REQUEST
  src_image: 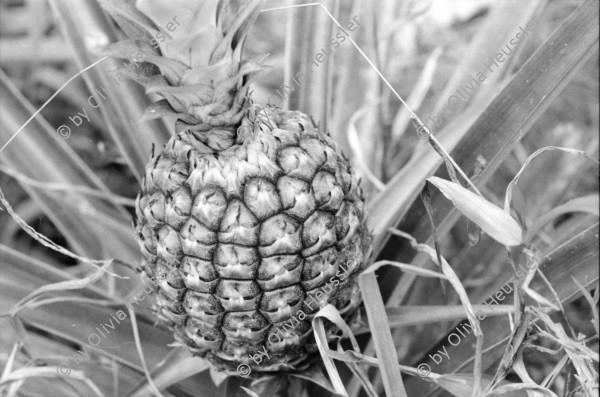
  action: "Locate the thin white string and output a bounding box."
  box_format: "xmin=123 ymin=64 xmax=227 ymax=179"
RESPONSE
xmin=261 ymin=3 xmax=481 ymax=195
xmin=261 ymin=3 xmax=420 ymax=122
xmin=3 ymin=6 xmax=478 ymax=193
xmin=0 ymin=56 xmax=109 ymax=154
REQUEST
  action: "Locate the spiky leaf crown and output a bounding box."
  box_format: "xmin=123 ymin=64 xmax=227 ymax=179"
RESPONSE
xmin=100 ymin=0 xmax=266 ymax=150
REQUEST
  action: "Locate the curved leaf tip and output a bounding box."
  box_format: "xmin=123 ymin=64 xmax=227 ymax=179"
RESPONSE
xmin=428 ymin=176 xmax=523 ymax=246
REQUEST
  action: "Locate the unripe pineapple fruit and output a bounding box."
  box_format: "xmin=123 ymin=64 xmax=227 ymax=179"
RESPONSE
xmin=102 ymin=0 xmax=371 ymax=373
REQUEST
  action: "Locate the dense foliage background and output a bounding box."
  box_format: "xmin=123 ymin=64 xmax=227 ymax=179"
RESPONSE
xmin=0 ymin=0 xmax=598 ymax=396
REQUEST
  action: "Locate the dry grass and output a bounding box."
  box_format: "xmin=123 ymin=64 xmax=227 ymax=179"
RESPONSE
xmin=0 ymin=0 xmax=598 ymax=396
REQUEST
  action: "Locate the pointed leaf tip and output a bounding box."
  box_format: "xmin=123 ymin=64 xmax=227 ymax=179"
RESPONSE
xmin=428 ymin=177 xmax=523 ymax=246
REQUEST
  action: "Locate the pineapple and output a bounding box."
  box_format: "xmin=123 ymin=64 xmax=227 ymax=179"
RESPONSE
xmin=101 ymin=0 xmax=371 ymax=373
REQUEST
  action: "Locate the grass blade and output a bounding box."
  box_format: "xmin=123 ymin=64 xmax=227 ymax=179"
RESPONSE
xmin=405 ymin=221 xmax=599 ymax=396
xmin=358 ymin=267 xmax=408 ymax=397
xmin=0 ymin=244 xmax=173 ymax=373
xmin=50 ymin=0 xmax=170 ymax=181
xmin=428 ymin=177 xmax=523 ymax=246
xmin=0 ymin=71 xmax=139 ymax=266
xmin=127 ymin=347 xmax=214 ymax=397
xmin=353 ymin=304 xmax=513 ymax=336
xmin=526 ymin=194 xmax=599 ymax=243
xmin=370 ymin=0 xmax=599 ymax=256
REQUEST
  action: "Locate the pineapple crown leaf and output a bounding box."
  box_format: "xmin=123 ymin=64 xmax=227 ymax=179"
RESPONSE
xmin=139 ymin=100 xmax=179 ymax=123
xmin=212 ymin=0 xmax=262 ymax=66
xmin=140 ymin=54 xmax=270 ymax=125
xmin=99 ymin=0 xmax=159 ymax=43
xmin=101 ymin=0 xmax=262 ymax=76
xmin=100 ymin=0 xmax=266 ymax=146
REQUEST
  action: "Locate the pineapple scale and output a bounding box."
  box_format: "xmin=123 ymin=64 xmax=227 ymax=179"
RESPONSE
xmin=134 ymin=105 xmax=371 ymax=373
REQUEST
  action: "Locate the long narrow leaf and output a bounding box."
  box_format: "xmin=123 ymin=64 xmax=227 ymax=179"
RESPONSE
xmin=358 ymin=266 xmax=408 ymax=397
xmin=405 ymin=222 xmax=599 ymax=396
xmin=370 ymin=0 xmax=599 ymax=256
xmin=49 ymin=0 xmax=171 ymax=181
xmin=0 ymin=71 xmax=139 ymax=267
